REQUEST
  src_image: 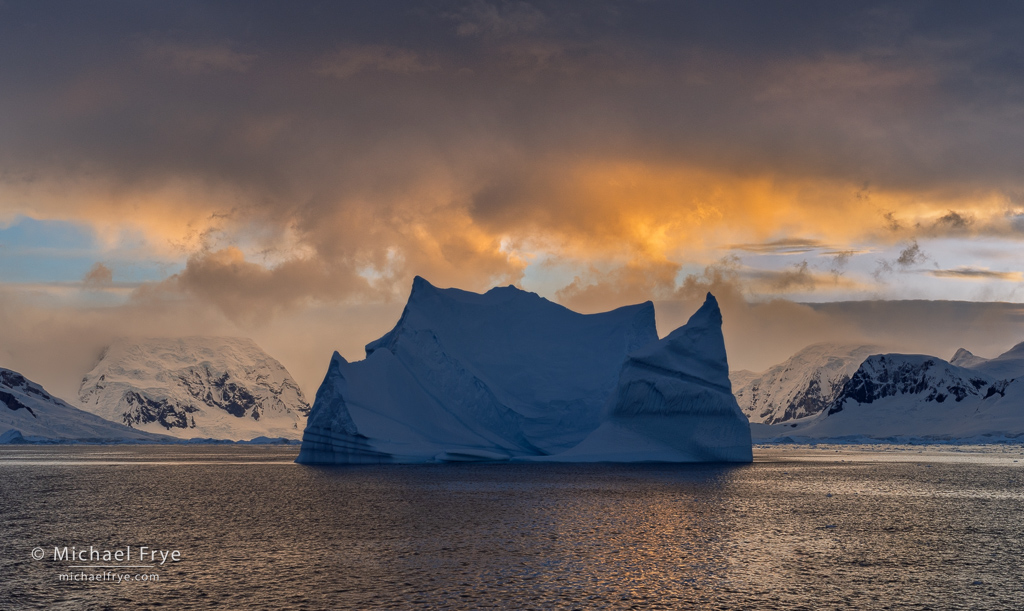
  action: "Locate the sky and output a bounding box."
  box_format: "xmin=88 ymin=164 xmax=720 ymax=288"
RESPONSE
xmin=2 ymin=1 xmax=1024 ymax=399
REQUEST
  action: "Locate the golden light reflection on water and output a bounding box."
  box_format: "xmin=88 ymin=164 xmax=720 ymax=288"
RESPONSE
xmin=2 ymin=446 xmax=1023 ymax=609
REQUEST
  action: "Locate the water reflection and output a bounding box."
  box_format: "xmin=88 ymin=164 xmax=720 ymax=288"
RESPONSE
xmin=1 ymin=447 xmax=1022 ymax=609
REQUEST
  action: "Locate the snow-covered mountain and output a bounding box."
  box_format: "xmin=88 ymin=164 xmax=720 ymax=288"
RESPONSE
xmin=752 ymin=344 xmax=1024 ymax=441
xmin=78 ymin=337 xmax=310 ymax=440
xmin=728 ymin=369 xmax=760 ymax=393
xmin=298 ymin=277 xmax=751 ymax=464
xmin=732 ymin=343 xmax=882 ymax=424
xmin=1 ymin=367 xmax=167 ymax=442
xmin=963 ymin=341 xmax=1024 ymax=380
xmin=949 ymin=348 xmax=989 ymax=369
xmin=826 ymin=354 xmax=1003 ymax=413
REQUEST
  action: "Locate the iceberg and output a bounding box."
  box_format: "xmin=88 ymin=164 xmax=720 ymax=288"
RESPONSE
xmin=297 ymin=277 xmax=752 ymax=464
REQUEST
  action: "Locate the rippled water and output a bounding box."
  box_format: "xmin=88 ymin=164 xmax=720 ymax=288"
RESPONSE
xmin=2 ymin=445 xmax=1023 ymax=609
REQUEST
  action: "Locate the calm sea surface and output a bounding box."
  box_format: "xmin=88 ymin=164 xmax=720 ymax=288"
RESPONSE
xmin=1 ymin=444 xmax=1023 ymax=610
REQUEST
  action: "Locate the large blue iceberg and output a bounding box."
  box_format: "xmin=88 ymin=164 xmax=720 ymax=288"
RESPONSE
xmin=297 ymin=277 xmax=751 ymax=464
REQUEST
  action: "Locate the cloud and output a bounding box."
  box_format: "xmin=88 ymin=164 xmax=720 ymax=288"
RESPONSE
xmin=934 ymin=210 xmax=973 ymax=231
xmin=451 ymin=1 xmax=547 ymax=38
xmin=895 ymin=241 xmax=928 ymax=267
xmin=929 ymin=267 xmax=1024 ymax=281
xmin=828 ymin=250 xmax=854 ymax=279
xmin=743 ymin=260 xmax=866 ymax=294
xmin=748 ymin=261 xmax=816 ymax=292
xmin=82 ymin=262 xmax=113 ymax=287
xmin=2 ymin=1 xmax=1024 ymax=322
xmin=317 ymin=45 xmax=436 ymax=79
xmin=725 ymin=238 xmax=826 ymax=254
xmin=554 ymin=259 xmax=681 ymax=313
xmin=883 ymin=211 xmax=903 ymax=232
xmin=874 ymin=240 xmax=930 ymax=279
xmin=163 ymin=247 xmax=372 ymax=323
xmin=142 ymin=40 xmax=256 ymax=74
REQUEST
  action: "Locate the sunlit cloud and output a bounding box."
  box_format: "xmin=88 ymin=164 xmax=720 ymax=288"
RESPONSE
xmin=3 ymin=1 xmax=1024 ymax=392
xmin=744 ymin=261 xmax=868 ymax=294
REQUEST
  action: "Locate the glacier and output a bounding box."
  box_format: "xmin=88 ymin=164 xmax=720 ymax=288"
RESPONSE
xmin=297 ymin=277 xmax=752 ymax=464
xmin=1 ymin=367 xmax=168 ymax=442
xmin=78 ymin=337 xmax=310 ymax=441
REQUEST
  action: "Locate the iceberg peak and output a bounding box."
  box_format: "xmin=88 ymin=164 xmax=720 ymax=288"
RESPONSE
xmin=629 ymin=291 xmax=730 ymax=391
xmin=691 ymin=292 xmax=722 ymax=326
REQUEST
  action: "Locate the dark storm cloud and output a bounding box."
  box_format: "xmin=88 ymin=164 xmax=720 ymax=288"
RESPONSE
xmin=3 ymin=1 xmax=1024 ymax=317
xmin=4 ymin=1 xmax=1024 ymax=190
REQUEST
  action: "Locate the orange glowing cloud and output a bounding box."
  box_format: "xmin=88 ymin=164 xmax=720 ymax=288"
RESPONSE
xmin=473 ymin=159 xmax=1018 ymax=266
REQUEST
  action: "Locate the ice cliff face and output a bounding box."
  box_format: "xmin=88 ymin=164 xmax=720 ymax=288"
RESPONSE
xmin=2 ymin=367 xmax=166 ymax=442
xmin=732 ymin=343 xmax=881 ymax=424
xmin=78 ymin=337 xmax=310 ymax=440
xmin=553 ymin=293 xmax=752 ymax=462
xmin=298 ymin=278 xmax=751 ymax=464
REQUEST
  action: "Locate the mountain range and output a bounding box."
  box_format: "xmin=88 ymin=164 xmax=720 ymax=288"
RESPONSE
xmin=742 ymin=341 xmax=1024 ymax=441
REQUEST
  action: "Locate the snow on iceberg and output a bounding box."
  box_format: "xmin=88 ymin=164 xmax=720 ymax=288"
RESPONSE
xmin=297 ymin=278 xmax=752 ymax=464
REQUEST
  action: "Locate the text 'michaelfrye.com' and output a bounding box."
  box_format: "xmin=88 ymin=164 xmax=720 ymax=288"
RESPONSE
xmin=31 ymin=545 xmax=182 ymax=585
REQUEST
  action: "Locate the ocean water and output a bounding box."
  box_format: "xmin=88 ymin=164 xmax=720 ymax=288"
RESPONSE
xmin=1 ymin=445 xmax=1023 ymax=610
